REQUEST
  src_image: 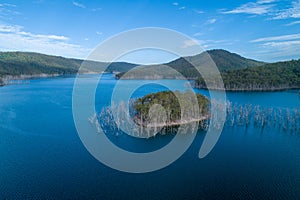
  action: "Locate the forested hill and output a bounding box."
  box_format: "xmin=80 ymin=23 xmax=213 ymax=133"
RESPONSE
xmin=0 ymin=50 xmax=263 ymax=81
xmin=116 ymin=49 xmax=265 ymax=79
xmin=167 ymin=49 xmax=264 ymax=72
xmin=1 ymin=50 xmax=299 ymax=91
xmin=0 ymin=52 xmax=81 ymax=76
xmin=195 ymin=59 xmax=300 ymax=91
xmin=0 ymin=51 xmax=136 ymax=84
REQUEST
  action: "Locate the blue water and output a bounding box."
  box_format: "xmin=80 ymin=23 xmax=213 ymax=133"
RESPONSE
xmin=0 ymin=74 xmax=299 ymax=199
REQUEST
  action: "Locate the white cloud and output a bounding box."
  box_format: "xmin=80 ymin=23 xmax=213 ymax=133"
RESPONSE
xmin=0 ymin=24 xmax=22 ymax=32
xmin=206 ymin=18 xmax=217 ymax=24
xmin=18 ymin=31 xmax=69 ymax=41
xmin=251 ymin=32 xmax=300 ymax=60
xmin=285 ymin=21 xmax=300 ymax=26
xmin=256 ymin=40 xmax=300 ymax=60
xmin=257 ymin=0 xmax=277 ymax=4
xmin=0 ymin=3 xmax=16 ymax=7
xmin=273 ymin=0 xmax=300 ymax=19
xmin=72 ymin=1 xmax=86 ymax=9
xmin=182 ymin=39 xmax=233 ymax=50
xmin=222 ymin=0 xmax=275 ymax=15
xmin=223 ymin=0 xmax=300 ymax=21
xmin=172 ymin=3 xmax=186 ymax=10
xmin=251 ymin=33 xmax=300 ymax=42
xmin=92 ymin=7 xmax=102 ymax=11
xmin=96 ymin=31 xmax=103 ymax=35
xmin=203 ymin=39 xmax=234 ymax=48
xmin=193 ymin=32 xmax=203 ymax=37
xmin=182 ymin=39 xmax=199 ymax=48
xmin=0 ymin=24 xmax=90 ymax=58
xmin=263 ymin=40 xmax=300 ymax=46
xmin=194 ymin=9 xmax=204 ymax=14
xmin=181 ymin=39 xmax=211 ymax=49
xmin=0 ymin=3 xmax=20 ymax=19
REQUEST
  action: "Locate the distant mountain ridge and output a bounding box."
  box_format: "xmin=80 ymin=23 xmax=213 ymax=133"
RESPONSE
xmin=0 ymin=49 xmax=263 ymax=78
xmin=168 ymin=49 xmax=265 ymax=72
xmin=0 ymin=51 xmax=136 ymax=79
xmin=115 ymin=49 xmax=266 ymax=79
xmin=0 ymin=50 xmax=299 ymax=91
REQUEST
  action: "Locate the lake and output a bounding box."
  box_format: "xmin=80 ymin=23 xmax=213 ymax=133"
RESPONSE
xmin=0 ymin=74 xmax=299 ymax=199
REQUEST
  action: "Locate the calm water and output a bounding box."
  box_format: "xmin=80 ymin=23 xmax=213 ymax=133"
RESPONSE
xmin=0 ymin=74 xmax=299 ymax=199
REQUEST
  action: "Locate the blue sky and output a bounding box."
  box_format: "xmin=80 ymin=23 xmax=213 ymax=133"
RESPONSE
xmin=0 ymin=0 xmax=300 ymax=63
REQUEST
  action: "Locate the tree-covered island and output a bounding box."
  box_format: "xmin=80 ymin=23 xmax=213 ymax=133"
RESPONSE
xmin=96 ymin=90 xmax=210 ymax=138
xmin=133 ymin=90 xmax=210 ymax=127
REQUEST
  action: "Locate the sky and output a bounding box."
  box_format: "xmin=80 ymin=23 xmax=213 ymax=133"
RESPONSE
xmin=0 ymin=0 xmax=300 ymax=64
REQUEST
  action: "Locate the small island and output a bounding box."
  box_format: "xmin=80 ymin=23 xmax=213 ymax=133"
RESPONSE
xmin=96 ymin=90 xmax=210 ymax=137
xmin=133 ymin=90 xmax=210 ymax=127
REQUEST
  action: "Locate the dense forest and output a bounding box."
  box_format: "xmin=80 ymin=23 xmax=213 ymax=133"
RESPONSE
xmin=116 ymin=49 xmax=265 ymax=79
xmin=166 ymin=49 xmax=264 ymax=75
xmin=0 ymin=51 xmax=136 ymax=85
xmin=195 ymin=59 xmax=300 ymax=91
xmin=133 ymin=90 xmax=209 ymax=126
xmin=1 ymin=50 xmax=300 ymax=91
xmin=0 ymin=52 xmax=81 ymax=76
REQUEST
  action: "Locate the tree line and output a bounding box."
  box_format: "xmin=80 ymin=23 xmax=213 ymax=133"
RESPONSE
xmin=133 ymin=90 xmax=209 ymax=126
xmin=195 ymin=59 xmax=300 ymax=91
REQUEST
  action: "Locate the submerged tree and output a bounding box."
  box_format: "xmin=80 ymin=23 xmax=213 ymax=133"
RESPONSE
xmin=90 ymin=91 xmax=300 ymax=138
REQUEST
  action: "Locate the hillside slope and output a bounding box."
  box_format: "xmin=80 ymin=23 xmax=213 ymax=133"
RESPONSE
xmin=116 ymin=49 xmax=265 ymax=79
xmin=168 ymin=49 xmax=264 ymax=71
xmin=195 ymin=59 xmax=300 ymax=91
xmin=0 ymin=51 xmax=136 ymax=81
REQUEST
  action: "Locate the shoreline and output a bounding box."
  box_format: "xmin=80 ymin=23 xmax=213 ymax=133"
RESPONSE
xmin=1 ymin=73 xmax=299 ymax=92
xmin=115 ymin=74 xmax=300 ymax=92
xmin=0 ymin=74 xmax=62 ymax=86
xmin=0 ymin=72 xmax=108 ymax=87
xmin=194 ymin=86 xmax=300 ymax=92
xmin=133 ymin=115 xmax=209 ymax=128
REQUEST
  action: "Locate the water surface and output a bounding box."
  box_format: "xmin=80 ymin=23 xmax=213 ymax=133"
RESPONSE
xmin=0 ymin=74 xmax=299 ymax=199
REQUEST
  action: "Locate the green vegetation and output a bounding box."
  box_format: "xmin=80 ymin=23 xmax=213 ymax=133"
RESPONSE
xmin=133 ymin=90 xmax=209 ymax=126
xmin=0 ymin=52 xmax=81 ymax=76
xmin=116 ymin=49 xmax=265 ymax=79
xmin=116 ymin=49 xmax=300 ymax=91
xmin=195 ymin=59 xmax=300 ymax=91
xmin=167 ymin=49 xmax=264 ymax=74
xmin=0 ymin=51 xmax=136 ymax=85
xmin=1 ymin=50 xmax=299 ymax=91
